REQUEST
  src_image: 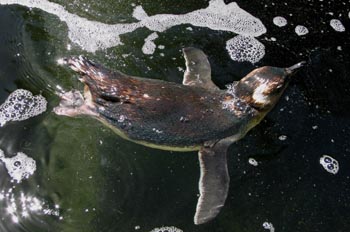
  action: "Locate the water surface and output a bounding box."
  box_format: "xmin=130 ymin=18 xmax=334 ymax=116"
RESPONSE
xmin=0 ymin=0 xmax=350 ymax=231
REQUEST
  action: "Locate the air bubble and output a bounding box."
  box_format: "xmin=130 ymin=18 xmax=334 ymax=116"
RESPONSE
xmin=263 ymin=222 xmax=275 ymax=232
xmin=330 ymin=19 xmax=345 ymax=32
xmin=14 ymin=161 xmax=21 ymax=167
xmin=278 ymin=135 xmax=287 ymax=141
xmin=273 ymin=16 xmax=287 ymax=27
xmin=0 ymin=89 xmax=47 ymax=127
xmin=295 ymin=25 xmax=309 ymax=36
xmin=248 ymin=158 xmax=258 ymax=166
xmin=320 ymin=155 xmax=339 ymax=174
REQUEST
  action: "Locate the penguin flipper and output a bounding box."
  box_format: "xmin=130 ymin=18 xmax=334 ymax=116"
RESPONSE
xmin=194 ymin=140 xmax=231 ymax=225
xmin=182 ymin=47 xmax=218 ymax=90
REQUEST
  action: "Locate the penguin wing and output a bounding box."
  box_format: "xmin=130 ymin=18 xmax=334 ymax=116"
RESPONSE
xmin=194 ymin=140 xmax=231 ymax=224
xmin=182 ymin=47 xmax=219 ymax=90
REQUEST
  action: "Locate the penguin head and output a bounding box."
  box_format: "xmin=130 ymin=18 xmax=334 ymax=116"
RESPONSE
xmin=236 ymin=62 xmax=305 ymax=112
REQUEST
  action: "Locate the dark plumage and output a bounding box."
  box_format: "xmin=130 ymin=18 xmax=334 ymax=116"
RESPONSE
xmin=54 ymin=47 xmax=305 ymax=224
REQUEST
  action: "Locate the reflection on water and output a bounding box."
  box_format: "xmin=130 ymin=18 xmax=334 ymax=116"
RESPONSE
xmin=0 ymin=0 xmax=349 ymax=231
xmin=0 ymin=186 xmax=61 ymax=223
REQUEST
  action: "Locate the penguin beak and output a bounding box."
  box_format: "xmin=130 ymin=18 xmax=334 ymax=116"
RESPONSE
xmin=285 ymin=61 xmax=307 ymax=75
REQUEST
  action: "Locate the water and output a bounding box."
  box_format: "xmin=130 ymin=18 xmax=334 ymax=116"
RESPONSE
xmin=0 ymin=0 xmax=349 ymax=231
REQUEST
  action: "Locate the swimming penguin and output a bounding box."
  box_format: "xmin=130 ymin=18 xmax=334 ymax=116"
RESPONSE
xmin=54 ymin=47 xmax=305 ymax=224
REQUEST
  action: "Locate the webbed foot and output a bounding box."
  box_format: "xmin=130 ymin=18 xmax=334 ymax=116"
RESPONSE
xmin=53 ymin=90 xmax=97 ymax=117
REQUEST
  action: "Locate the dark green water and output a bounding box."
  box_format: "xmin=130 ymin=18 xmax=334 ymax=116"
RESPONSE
xmin=0 ymin=1 xmax=350 ymax=231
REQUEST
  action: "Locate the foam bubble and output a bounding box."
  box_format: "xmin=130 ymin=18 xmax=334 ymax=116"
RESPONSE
xmin=140 ymin=0 xmax=266 ymax=37
xmin=278 ymin=135 xmax=287 ymax=141
xmin=132 ymin=5 xmax=149 ymax=20
xmin=0 ymin=150 xmax=36 ymax=183
xmin=330 ymin=19 xmax=345 ymax=32
xmin=320 ymin=155 xmax=339 ymax=174
xmin=248 ymin=158 xmax=258 ymax=166
xmin=0 ymin=89 xmax=47 ymax=127
xmin=226 ymin=35 xmax=265 ymax=63
xmin=263 ymin=222 xmax=275 ymax=232
xmin=0 ymin=0 xmax=266 ymax=52
xmin=150 ymin=226 xmax=183 ymax=232
xmin=142 ymin=32 xmax=159 ymax=55
xmin=295 ymin=25 xmax=309 ymax=36
xmin=273 ymin=16 xmax=287 ymax=27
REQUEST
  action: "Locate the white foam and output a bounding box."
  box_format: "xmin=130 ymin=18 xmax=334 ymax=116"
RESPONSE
xmin=0 ymin=0 xmax=266 ymax=53
xmin=295 ymin=25 xmax=309 ymax=36
xmin=248 ymin=158 xmax=258 ymax=166
xmin=330 ymin=19 xmax=345 ymax=32
xmin=150 ymin=226 xmax=183 ymax=232
xmin=0 ymin=89 xmax=47 ymax=127
xmin=278 ymin=135 xmax=287 ymax=141
xmin=0 ymin=150 xmax=36 ymax=183
xmin=263 ymin=222 xmax=275 ymax=232
xmin=132 ymin=5 xmax=149 ymax=20
xmin=319 ymin=155 xmax=339 ymax=174
xmin=142 ymin=32 xmax=159 ymax=55
xmin=226 ymin=35 xmax=265 ymax=63
xmin=273 ymin=16 xmax=287 ymax=27
xmin=140 ymin=0 xmax=266 ymax=37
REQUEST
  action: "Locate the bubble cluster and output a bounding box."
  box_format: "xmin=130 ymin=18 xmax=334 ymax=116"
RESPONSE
xmin=149 ymin=226 xmax=183 ymax=232
xmin=226 ymin=35 xmax=265 ymax=63
xmin=0 ymin=0 xmax=266 ymax=53
xmin=0 ymin=150 xmax=36 ymax=183
xmin=273 ymin=16 xmax=287 ymax=27
xmin=330 ymin=19 xmax=345 ymax=32
xmin=142 ymin=32 xmax=159 ymax=55
xmin=295 ymin=25 xmax=309 ymax=36
xmin=319 ymin=155 xmax=339 ymax=174
xmin=0 ymin=89 xmax=47 ymax=127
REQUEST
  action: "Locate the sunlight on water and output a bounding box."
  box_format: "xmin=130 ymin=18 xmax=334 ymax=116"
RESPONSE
xmin=0 ymin=187 xmax=61 ymax=224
